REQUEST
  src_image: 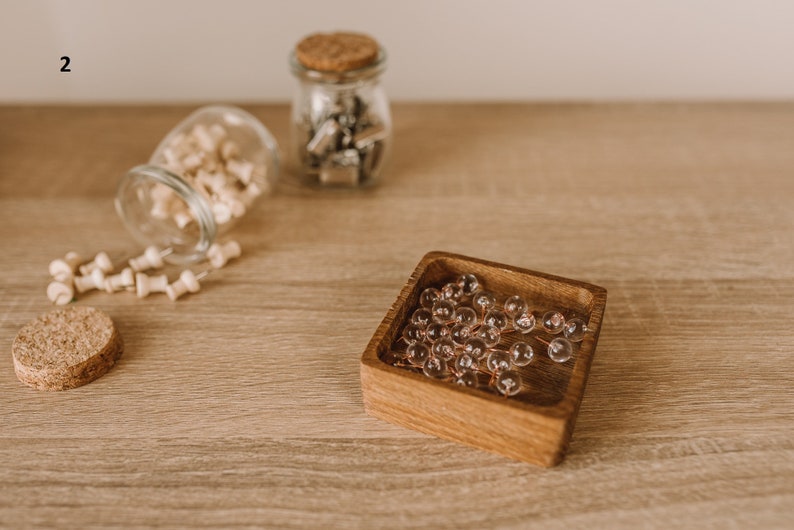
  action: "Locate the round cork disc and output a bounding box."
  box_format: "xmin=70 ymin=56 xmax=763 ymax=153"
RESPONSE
xmin=295 ymin=31 xmax=379 ymax=72
xmin=12 ymin=306 xmax=123 ymax=391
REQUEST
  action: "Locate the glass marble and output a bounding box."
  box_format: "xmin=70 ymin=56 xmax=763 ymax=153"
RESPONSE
xmin=455 ymin=306 xmax=478 ymax=327
xmin=513 ymin=312 xmax=536 ymax=334
xmin=450 ymin=323 xmax=472 ymax=345
xmin=495 ymin=370 xmax=522 ymax=396
xmin=472 ymin=291 xmax=496 ymax=313
xmin=486 ymin=349 xmax=511 ymax=373
xmin=402 ymin=324 xmax=425 ymax=344
xmin=454 ymin=351 xmax=478 ymax=372
xmin=419 ymin=287 xmax=441 ymax=309
xmin=431 ymin=337 xmax=456 ymax=360
xmin=463 ymin=337 xmax=488 ymax=360
xmin=476 ymin=324 xmax=501 ymax=348
xmin=411 ymin=308 xmax=433 ymax=328
xmin=441 ymin=282 xmax=464 ymax=305
xmin=406 ymin=342 xmax=430 ymax=366
xmin=542 ymin=310 xmax=565 ymax=334
xmin=484 ymin=309 xmax=508 ymax=331
xmin=423 ymin=356 xmax=448 ymax=378
xmin=547 ymin=337 xmax=573 ymax=363
xmin=563 ymin=317 xmax=588 ymax=342
xmin=509 ymin=342 xmax=534 ymax=366
xmin=456 ymin=273 xmax=480 ymax=296
xmin=424 ymin=322 xmax=450 ymax=343
xmin=503 ymin=295 xmax=528 ymax=318
xmin=431 ymin=300 xmax=456 ymax=323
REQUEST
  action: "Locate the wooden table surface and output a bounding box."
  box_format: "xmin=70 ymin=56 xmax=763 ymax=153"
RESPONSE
xmin=1 ymin=103 xmax=792 ymax=529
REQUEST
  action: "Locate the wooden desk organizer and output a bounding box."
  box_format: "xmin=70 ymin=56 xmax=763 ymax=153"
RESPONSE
xmin=360 ymin=251 xmax=607 ymax=466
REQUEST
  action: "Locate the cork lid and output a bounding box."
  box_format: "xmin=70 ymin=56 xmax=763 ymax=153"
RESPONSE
xmin=12 ymin=306 xmax=123 ymax=391
xmin=295 ymin=31 xmax=380 ymax=72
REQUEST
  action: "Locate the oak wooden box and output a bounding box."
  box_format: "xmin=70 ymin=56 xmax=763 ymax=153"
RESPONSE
xmin=360 ymin=251 xmax=607 ymax=467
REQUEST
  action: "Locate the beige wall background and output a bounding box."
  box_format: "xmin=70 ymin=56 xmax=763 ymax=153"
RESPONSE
xmin=1 ymin=0 xmax=792 ymax=102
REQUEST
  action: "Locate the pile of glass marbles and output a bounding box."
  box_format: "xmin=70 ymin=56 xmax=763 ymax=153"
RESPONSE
xmin=393 ymin=273 xmax=591 ymax=397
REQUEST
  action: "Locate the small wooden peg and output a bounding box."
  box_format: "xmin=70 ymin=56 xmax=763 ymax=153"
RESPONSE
xmin=166 ymin=270 xmax=209 ymax=301
xmin=78 ymin=251 xmax=114 ymax=276
xmin=74 ymin=268 xmax=106 ymax=294
xmin=129 ymin=246 xmax=171 ymax=272
xmin=207 ymin=240 xmax=241 ymax=269
xmin=48 ymin=251 xmax=82 ymax=283
xmin=135 ymin=272 xmax=169 ymax=298
xmin=104 ymin=267 xmax=135 ymax=293
xmin=46 ymin=281 xmax=74 ymax=305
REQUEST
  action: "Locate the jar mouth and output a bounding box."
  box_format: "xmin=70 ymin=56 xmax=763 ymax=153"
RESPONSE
xmin=115 ymin=165 xmax=217 ymax=265
xmin=289 ymin=48 xmax=387 ymax=84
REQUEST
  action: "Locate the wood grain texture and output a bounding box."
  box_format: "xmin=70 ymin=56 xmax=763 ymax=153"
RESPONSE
xmin=1 ymin=103 xmax=793 ymax=528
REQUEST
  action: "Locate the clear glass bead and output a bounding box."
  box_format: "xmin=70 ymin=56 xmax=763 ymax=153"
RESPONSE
xmin=542 ymin=311 xmax=565 ymax=334
xmin=431 ymin=300 xmax=456 ymax=323
xmin=456 ymin=273 xmax=479 ymax=296
xmin=431 ymin=337 xmax=456 ymax=360
xmin=450 ymin=323 xmax=472 ymax=345
xmin=402 ymin=323 xmax=425 ymax=344
xmin=503 ymin=295 xmax=528 ymax=318
xmin=454 ymin=351 xmax=478 ymax=372
xmin=472 ymin=291 xmax=496 ymax=312
xmin=509 ymin=342 xmax=535 ymax=366
xmin=495 ymin=370 xmax=522 ymax=396
xmin=411 ymin=308 xmax=433 ymax=328
xmin=547 ymin=337 xmax=573 ymax=363
xmin=423 ymin=356 xmax=448 ymax=378
xmin=406 ymin=342 xmax=430 ymax=365
xmin=441 ymin=282 xmax=464 ymax=305
xmin=463 ymin=337 xmax=488 ymax=359
xmin=455 ymin=306 xmax=478 ymax=327
xmin=419 ymin=287 xmax=441 ymax=309
xmin=455 ymin=370 xmax=478 ymax=388
xmin=424 ymin=322 xmax=450 ymax=343
xmin=476 ymin=324 xmax=501 ymax=348
xmin=484 ymin=309 xmax=508 ymax=331
xmin=563 ymin=317 xmax=587 ymax=342
xmin=486 ymin=350 xmax=511 ymax=373
xmin=513 ymin=312 xmax=536 ymax=334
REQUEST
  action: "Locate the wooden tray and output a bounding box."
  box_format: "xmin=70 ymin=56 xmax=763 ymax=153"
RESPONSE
xmin=360 ymin=251 xmax=607 ymax=466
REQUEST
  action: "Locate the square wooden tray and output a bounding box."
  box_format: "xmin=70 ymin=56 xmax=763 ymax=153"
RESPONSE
xmin=360 ymin=251 xmax=607 ymax=466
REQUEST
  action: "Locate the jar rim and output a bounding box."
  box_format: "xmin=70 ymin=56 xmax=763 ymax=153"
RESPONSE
xmin=115 ymin=164 xmax=217 ymax=265
xmin=289 ymin=48 xmax=387 ymax=84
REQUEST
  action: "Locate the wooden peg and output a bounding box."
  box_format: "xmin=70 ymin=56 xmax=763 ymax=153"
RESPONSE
xmin=166 ymin=270 xmax=209 ymax=301
xmin=135 ymin=272 xmax=169 ymax=298
xmin=49 ymin=251 xmax=82 ymax=283
xmin=46 ymin=281 xmax=74 ymax=305
xmin=207 ymin=240 xmax=241 ymax=269
xmin=129 ymin=246 xmax=170 ymax=272
xmin=78 ymin=251 xmax=113 ymax=276
xmin=104 ymin=267 xmax=135 ymax=293
xmin=74 ymin=268 xmax=106 ymax=294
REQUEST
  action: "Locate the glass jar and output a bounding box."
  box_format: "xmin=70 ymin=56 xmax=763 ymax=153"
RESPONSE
xmin=289 ymin=44 xmax=391 ymax=188
xmin=115 ymin=105 xmax=279 ymax=264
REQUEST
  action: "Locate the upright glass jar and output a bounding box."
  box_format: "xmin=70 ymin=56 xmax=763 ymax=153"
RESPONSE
xmin=289 ymin=32 xmax=391 ymax=188
xmin=116 ymin=105 xmax=279 ymax=264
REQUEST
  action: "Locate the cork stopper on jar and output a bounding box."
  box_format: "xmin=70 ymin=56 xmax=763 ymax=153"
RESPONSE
xmin=295 ymin=31 xmax=379 ymax=72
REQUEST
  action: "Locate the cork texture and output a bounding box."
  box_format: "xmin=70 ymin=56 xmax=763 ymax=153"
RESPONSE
xmin=12 ymin=305 xmax=123 ymax=391
xmin=295 ymin=32 xmax=379 ymax=72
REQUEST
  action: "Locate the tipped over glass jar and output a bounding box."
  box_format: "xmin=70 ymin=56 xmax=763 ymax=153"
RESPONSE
xmin=115 ymin=105 xmax=279 ymax=264
xmin=289 ymin=31 xmax=392 ymax=188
